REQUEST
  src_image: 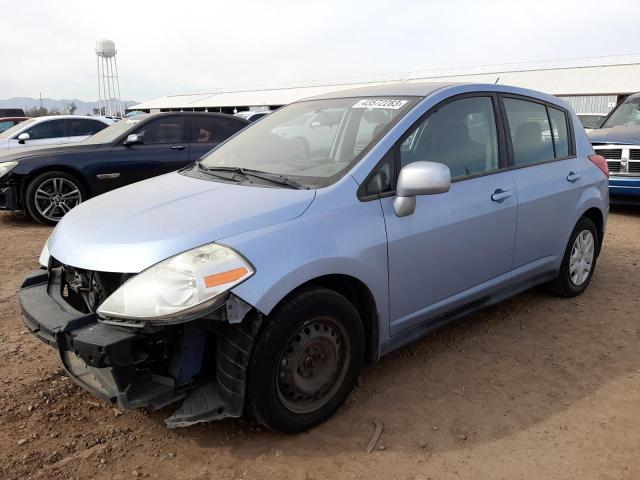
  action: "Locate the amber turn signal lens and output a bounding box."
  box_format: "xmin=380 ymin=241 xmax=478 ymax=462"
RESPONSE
xmin=204 ymin=267 xmax=248 ymax=288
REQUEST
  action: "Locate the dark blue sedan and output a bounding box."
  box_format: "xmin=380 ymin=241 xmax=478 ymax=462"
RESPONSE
xmin=0 ymin=112 xmax=249 ymax=224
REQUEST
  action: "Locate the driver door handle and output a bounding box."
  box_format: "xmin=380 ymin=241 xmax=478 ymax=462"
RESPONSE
xmin=170 ymin=145 xmax=185 ymax=151
xmin=491 ymin=189 xmax=512 ymax=202
xmin=566 ymin=172 xmax=582 ymax=182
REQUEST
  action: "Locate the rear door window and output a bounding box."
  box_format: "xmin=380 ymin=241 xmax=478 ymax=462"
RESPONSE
xmin=503 ymin=98 xmax=555 ymax=165
xmin=69 ymin=119 xmax=108 ymax=137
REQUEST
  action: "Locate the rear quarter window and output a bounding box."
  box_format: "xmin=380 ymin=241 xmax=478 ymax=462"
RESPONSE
xmin=548 ymin=107 xmax=570 ymax=157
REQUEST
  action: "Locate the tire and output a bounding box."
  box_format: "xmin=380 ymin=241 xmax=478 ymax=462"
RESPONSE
xmin=24 ymin=171 xmax=86 ymax=225
xmin=548 ymin=217 xmax=599 ymax=298
xmin=246 ymin=286 xmax=365 ymax=433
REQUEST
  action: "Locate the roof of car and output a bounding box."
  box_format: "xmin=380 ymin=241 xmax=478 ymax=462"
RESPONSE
xmin=127 ymin=112 xmax=250 ymax=123
xmin=0 ymin=116 xmax=30 ymax=121
xmin=299 ymin=81 xmax=572 ymax=112
xmin=301 ymin=82 xmax=461 ymax=101
xmin=27 ymin=115 xmax=113 ymax=122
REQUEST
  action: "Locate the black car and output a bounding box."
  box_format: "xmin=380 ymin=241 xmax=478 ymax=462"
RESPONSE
xmin=0 ymin=112 xmax=249 ymax=224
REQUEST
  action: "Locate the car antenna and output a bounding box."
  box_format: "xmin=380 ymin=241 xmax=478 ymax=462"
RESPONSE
xmin=494 ymin=77 xmax=500 ymax=84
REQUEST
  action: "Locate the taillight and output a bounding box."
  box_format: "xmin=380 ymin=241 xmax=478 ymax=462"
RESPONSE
xmin=589 ymin=154 xmax=608 ymax=177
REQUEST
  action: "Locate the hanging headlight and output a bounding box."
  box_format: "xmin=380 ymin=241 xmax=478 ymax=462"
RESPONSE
xmin=97 ymin=243 xmax=253 ymax=324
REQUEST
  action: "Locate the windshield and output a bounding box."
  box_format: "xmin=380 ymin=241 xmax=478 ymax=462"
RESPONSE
xmin=0 ymin=118 xmax=38 ymax=139
xmin=601 ymin=95 xmax=640 ymax=128
xmin=578 ymin=115 xmax=606 ymax=130
xmin=82 ymin=117 xmax=147 ymax=144
xmin=198 ymin=96 xmax=418 ymax=187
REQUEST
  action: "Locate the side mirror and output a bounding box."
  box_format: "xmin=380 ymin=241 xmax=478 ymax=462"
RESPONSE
xmin=393 ymin=161 xmax=451 ymax=217
xmin=124 ymin=133 xmax=143 ymax=146
xmin=17 ymin=132 xmax=30 ymax=144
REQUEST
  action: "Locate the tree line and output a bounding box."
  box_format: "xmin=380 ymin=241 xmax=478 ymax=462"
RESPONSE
xmin=24 ymin=102 xmax=79 ymax=117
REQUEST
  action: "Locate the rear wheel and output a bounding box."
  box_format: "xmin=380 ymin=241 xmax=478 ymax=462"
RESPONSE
xmin=24 ymin=171 xmax=85 ymax=225
xmin=549 ymin=217 xmax=598 ymax=297
xmin=246 ymin=286 xmax=364 ymax=433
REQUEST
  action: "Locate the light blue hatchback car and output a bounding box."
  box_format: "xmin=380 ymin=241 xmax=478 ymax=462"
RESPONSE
xmin=20 ymin=82 xmax=609 ymax=433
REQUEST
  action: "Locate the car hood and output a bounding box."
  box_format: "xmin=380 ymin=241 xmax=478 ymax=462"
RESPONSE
xmin=0 ymin=142 xmax=100 ymax=160
xmin=48 ymin=171 xmax=316 ymax=273
xmin=588 ymin=124 xmax=640 ymax=145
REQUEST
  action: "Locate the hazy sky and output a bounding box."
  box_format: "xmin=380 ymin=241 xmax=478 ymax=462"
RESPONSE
xmin=1 ymin=0 xmax=639 ymax=102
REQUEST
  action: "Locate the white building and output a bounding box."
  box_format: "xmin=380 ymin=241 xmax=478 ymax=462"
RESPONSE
xmin=129 ymin=54 xmax=640 ymax=117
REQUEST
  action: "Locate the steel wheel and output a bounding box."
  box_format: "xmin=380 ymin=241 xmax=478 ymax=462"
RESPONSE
xmin=276 ymin=316 xmax=351 ymax=415
xmin=33 ymin=177 xmax=82 ymax=222
xmin=569 ymin=230 xmax=595 ymax=286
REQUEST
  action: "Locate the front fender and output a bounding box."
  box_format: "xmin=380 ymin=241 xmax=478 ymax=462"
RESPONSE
xmin=224 ymin=178 xmax=390 ymax=343
xmin=237 ymin=255 xmax=384 ymax=317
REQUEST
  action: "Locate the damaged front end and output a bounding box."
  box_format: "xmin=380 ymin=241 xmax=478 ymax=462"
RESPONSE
xmin=19 ymin=261 xmax=262 ymax=428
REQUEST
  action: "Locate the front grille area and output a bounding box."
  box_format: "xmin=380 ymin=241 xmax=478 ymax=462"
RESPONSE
xmin=598 ymin=149 xmax=622 ymax=159
xmin=607 ymin=161 xmax=621 ymax=173
xmin=593 ymin=146 xmax=640 ymax=176
xmin=57 ymin=262 xmax=130 ymax=313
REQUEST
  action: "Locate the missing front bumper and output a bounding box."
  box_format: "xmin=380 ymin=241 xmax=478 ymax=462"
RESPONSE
xmin=20 ymin=269 xmax=186 ymax=409
xmin=19 ymin=268 xmax=261 ymax=425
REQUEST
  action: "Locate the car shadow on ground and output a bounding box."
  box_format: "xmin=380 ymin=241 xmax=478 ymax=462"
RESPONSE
xmin=610 ymin=204 xmax=640 ymax=218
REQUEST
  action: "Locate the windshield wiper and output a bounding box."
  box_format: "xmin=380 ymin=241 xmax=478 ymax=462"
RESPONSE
xmin=199 ymin=164 xmax=308 ymax=190
xmin=195 ymin=162 xmax=242 ymax=182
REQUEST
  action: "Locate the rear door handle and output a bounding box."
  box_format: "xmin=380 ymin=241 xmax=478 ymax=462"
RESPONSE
xmin=491 ymin=189 xmax=512 ymax=202
xmin=567 ymin=172 xmax=582 ymax=182
xmin=170 ymin=145 xmax=185 ymax=151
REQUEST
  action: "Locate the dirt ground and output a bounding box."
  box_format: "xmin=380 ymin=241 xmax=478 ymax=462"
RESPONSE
xmin=0 ymin=208 xmax=639 ymax=480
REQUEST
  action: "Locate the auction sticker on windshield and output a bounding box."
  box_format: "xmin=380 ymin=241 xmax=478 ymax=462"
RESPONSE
xmin=352 ymin=99 xmax=408 ymax=109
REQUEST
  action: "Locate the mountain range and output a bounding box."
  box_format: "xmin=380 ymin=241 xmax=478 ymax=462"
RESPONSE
xmin=0 ymin=97 xmax=140 ymax=115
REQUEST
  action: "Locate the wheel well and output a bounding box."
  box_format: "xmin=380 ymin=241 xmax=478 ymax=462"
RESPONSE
xmin=277 ymin=274 xmax=380 ymax=365
xmin=20 ymin=166 xmax=91 ymax=204
xmin=582 ymin=207 xmax=604 ymax=254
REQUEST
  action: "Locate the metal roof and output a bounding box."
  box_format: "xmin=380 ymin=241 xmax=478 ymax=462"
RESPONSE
xmin=130 ymin=54 xmax=640 ymax=111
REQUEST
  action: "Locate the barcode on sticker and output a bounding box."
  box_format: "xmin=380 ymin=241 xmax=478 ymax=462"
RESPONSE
xmin=352 ymin=99 xmax=408 ymax=110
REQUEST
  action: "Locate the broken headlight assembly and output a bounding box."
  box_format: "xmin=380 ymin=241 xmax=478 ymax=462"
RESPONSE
xmin=96 ymin=243 xmax=254 ymax=325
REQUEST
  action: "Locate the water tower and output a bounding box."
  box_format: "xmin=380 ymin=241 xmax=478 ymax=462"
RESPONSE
xmin=95 ymin=39 xmax=123 ymax=117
